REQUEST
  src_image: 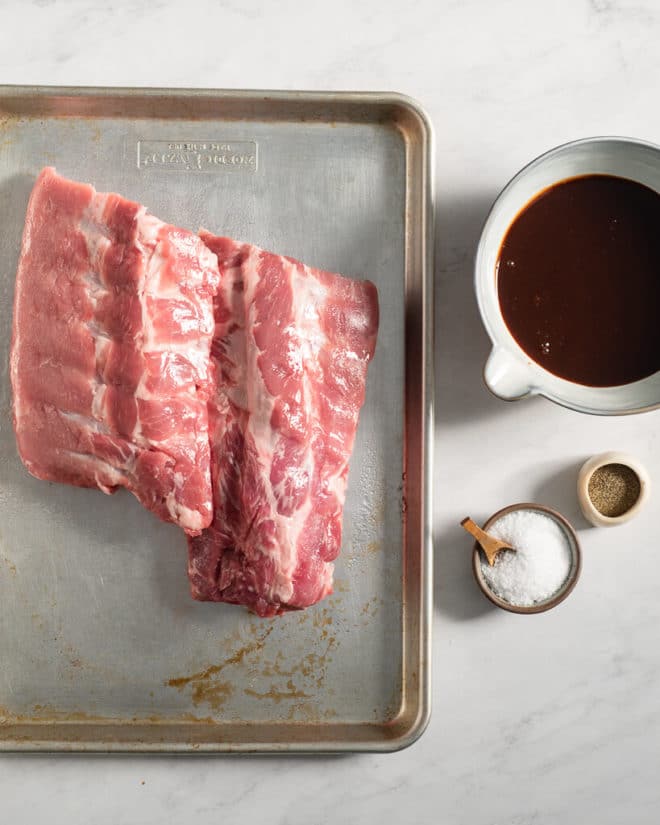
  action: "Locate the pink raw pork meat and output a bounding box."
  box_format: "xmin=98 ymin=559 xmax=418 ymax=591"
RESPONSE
xmin=188 ymin=233 xmax=379 ymax=616
xmin=10 ymin=168 xmax=219 ymax=534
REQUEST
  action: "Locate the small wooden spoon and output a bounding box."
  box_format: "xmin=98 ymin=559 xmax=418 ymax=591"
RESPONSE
xmin=461 ymin=516 xmax=515 ymax=566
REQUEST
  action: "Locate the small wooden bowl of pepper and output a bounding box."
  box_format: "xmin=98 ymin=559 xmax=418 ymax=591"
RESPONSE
xmin=578 ymin=451 xmax=650 ymax=527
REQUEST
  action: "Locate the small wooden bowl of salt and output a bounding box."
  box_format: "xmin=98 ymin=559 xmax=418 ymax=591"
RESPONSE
xmin=470 ymin=503 xmax=582 ymax=614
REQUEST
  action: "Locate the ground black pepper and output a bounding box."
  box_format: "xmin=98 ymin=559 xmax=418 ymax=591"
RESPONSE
xmin=588 ymin=463 xmax=641 ymax=517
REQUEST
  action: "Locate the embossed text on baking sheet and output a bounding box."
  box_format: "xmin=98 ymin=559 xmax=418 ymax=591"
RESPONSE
xmin=137 ymin=140 xmax=258 ymax=172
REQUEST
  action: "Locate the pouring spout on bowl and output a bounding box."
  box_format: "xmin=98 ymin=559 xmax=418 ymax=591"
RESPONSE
xmin=484 ymin=348 xmax=534 ymax=401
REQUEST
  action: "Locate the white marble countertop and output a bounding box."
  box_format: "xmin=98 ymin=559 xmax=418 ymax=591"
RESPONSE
xmin=2 ymin=0 xmax=660 ymax=822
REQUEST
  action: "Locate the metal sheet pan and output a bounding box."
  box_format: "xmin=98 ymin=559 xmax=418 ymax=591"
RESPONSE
xmin=0 ymin=86 xmax=433 ymax=752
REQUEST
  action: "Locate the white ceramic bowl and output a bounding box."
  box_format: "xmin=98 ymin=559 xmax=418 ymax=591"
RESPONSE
xmin=475 ymin=136 xmax=660 ymax=415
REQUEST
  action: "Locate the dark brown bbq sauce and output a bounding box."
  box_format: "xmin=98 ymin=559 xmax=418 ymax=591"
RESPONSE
xmin=497 ymin=174 xmax=660 ymax=387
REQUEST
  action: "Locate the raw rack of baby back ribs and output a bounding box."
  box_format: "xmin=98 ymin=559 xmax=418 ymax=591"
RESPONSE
xmin=187 ymin=233 xmax=379 ymax=616
xmin=11 ymin=168 xmax=219 ymax=534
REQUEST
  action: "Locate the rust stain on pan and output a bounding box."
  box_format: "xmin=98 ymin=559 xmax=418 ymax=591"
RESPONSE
xmin=0 ymin=117 xmax=17 ymax=148
xmin=167 ymin=625 xmax=274 ymax=690
xmin=166 ymin=625 xmax=274 ymax=711
xmin=360 ymin=597 xmax=381 ymax=617
xmin=0 ymin=704 xmax=215 ymax=725
xmin=239 ymin=609 xmax=339 ymax=718
xmin=2 ymin=557 xmax=17 ymax=575
xmin=332 ymin=577 xmax=349 ymax=593
xmin=312 ymin=608 xmax=333 ymax=641
xmin=189 ymin=680 xmax=233 ymax=712
xmin=282 ymin=703 xmax=338 ymax=722
xmin=31 ymin=705 xmax=110 ymax=722
xmin=0 ymin=705 xmax=105 ymax=724
xmin=244 ymin=680 xmax=311 ymax=703
xmin=259 ymin=639 xmax=337 ymax=690
xmin=166 ymin=615 xmax=340 ymax=717
xmin=356 ymin=597 xmax=384 ymax=627
xmin=312 ymin=609 xmax=333 ymax=628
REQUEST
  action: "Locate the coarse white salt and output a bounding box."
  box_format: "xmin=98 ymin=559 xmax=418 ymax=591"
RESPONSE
xmin=480 ymin=509 xmax=573 ymax=607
